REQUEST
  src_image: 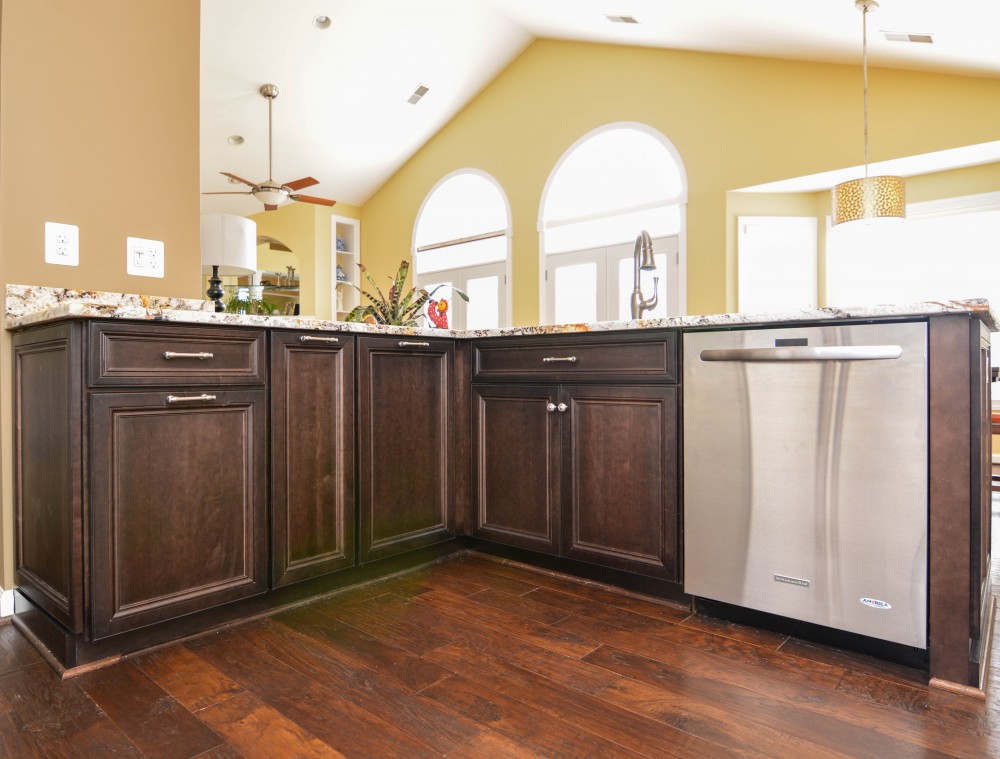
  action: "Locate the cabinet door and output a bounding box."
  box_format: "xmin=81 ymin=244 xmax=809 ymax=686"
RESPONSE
xmin=271 ymin=332 xmax=355 ymax=587
xmin=472 ymin=384 xmax=560 ymax=554
xmin=357 ymin=337 xmax=455 ymax=563
xmin=90 ymin=389 xmax=267 ymax=638
xmin=561 ymin=385 xmax=679 ymax=580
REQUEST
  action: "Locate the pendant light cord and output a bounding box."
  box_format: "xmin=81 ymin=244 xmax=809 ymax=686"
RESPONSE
xmin=862 ymin=4 xmax=870 ymax=179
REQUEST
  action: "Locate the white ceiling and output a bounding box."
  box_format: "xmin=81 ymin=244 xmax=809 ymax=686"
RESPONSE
xmin=200 ymin=0 xmax=1000 ymax=216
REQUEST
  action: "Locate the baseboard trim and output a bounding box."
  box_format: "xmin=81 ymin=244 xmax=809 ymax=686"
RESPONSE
xmin=929 ymin=677 xmax=987 ymax=700
xmin=0 ymin=587 xmax=14 ymax=618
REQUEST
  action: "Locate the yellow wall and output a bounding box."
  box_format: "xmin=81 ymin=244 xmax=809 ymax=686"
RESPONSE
xmin=0 ymin=0 xmax=201 ymax=586
xmin=361 ymin=39 xmax=1000 ymax=325
xmin=252 ymin=201 xmax=361 ymax=319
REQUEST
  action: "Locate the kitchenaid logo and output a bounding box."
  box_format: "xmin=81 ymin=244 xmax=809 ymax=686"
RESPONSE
xmin=773 ymin=574 xmax=810 ymax=587
xmin=860 ymin=597 xmax=892 ymax=609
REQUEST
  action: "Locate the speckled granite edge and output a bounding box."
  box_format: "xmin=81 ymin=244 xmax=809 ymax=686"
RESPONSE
xmin=6 ymin=284 xmax=998 ymax=335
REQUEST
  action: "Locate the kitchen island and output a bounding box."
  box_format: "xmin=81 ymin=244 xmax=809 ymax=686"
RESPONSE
xmin=6 ymin=285 xmax=995 ymax=695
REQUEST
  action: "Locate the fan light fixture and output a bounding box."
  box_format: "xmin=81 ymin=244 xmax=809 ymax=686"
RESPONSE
xmin=831 ymin=0 xmax=905 ymax=226
xmin=202 ymin=84 xmax=337 ymax=211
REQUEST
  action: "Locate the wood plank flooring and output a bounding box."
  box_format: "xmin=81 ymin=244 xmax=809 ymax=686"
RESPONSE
xmin=1 ymin=550 xmax=999 ymax=758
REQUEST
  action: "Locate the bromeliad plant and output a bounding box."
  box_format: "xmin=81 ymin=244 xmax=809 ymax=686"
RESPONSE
xmin=345 ymin=260 xmax=467 ymax=326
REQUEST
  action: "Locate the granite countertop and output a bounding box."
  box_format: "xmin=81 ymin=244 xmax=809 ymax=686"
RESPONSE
xmin=6 ymin=284 xmax=998 ymax=335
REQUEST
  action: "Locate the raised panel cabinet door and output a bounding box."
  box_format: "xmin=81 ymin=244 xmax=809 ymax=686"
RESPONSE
xmin=358 ymin=337 xmax=455 ymax=563
xmin=472 ymin=384 xmax=561 ymax=554
xmin=13 ymin=323 xmax=85 ymax=633
xmin=89 ymin=389 xmax=267 ymax=639
xmin=561 ymin=385 xmax=679 ymax=580
xmin=270 ymin=332 xmax=356 ymax=587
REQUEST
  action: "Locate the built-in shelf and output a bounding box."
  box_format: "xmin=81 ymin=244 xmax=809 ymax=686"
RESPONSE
xmin=333 ymin=215 xmax=360 ymax=318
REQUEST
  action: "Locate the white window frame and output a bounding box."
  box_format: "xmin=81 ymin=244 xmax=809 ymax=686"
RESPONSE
xmin=544 ymin=235 xmax=678 ymax=325
xmin=421 ymin=261 xmax=508 ymax=331
xmin=538 ymin=122 xmax=689 ymax=321
xmin=412 ymin=169 xmax=512 ymax=329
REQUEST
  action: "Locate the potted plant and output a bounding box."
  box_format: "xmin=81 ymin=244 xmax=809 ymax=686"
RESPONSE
xmin=345 ymin=260 xmax=467 ymax=327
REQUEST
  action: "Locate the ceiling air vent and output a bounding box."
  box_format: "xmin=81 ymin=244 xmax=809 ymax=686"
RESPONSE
xmin=605 ymin=15 xmax=639 ymax=24
xmin=407 ymin=84 xmax=429 ymax=105
xmin=882 ymin=31 xmax=934 ymax=43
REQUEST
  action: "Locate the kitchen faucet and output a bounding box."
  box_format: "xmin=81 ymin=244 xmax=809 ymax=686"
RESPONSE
xmin=630 ymin=229 xmax=659 ymax=319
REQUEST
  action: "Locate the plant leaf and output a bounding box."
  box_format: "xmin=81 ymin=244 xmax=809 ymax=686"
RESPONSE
xmin=388 ymin=260 xmax=409 ymax=317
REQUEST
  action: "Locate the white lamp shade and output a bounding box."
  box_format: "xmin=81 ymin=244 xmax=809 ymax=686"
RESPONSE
xmin=200 ymin=213 xmax=257 ymax=274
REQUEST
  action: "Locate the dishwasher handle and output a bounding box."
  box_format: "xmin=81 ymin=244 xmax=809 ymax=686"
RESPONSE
xmin=700 ymin=345 xmax=903 ymax=362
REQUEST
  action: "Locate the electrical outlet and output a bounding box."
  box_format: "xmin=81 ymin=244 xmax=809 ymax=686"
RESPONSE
xmin=45 ymin=222 xmax=80 ymax=266
xmin=126 ymin=237 xmax=165 ymax=278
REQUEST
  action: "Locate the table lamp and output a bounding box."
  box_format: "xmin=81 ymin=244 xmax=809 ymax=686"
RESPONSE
xmin=200 ymin=213 xmax=257 ymax=312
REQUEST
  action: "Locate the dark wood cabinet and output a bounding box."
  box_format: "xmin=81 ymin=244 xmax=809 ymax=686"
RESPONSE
xmin=13 ymin=322 xmax=85 ymax=634
xmin=470 ymin=332 xmax=681 ymax=582
xmin=89 ymin=389 xmax=267 ymax=638
xmin=472 ymin=384 xmax=561 ymax=554
xmin=561 ymin=384 xmax=678 ymax=579
xmin=270 ymin=331 xmax=355 ymax=587
xmin=357 ymin=336 xmax=455 ymax=563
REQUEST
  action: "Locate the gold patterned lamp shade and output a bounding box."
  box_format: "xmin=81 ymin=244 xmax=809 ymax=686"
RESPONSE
xmin=832 ymin=175 xmax=905 ymax=224
xmin=831 ymin=0 xmax=906 ymax=226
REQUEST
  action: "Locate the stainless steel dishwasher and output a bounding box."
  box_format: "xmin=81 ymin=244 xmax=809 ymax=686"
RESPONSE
xmin=683 ymin=321 xmax=927 ymax=648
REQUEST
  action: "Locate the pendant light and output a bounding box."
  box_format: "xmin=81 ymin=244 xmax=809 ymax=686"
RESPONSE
xmin=831 ymin=0 xmax=905 ymax=225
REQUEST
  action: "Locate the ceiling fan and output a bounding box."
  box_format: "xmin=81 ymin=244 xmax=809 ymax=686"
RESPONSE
xmin=203 ymin=84 xmax=336 ymax=211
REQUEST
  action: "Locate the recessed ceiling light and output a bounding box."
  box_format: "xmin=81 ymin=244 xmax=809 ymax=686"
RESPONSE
xmin=227 ymin=135 xmax=244 ymax=146
xmin=312 ymin=15 xmax=331 ymax=30
xmin=882 ymin=30 xmax=933 ymax=43
xmin=605 ymin=15 xmax=639 ymax=24
xmin=407 ymin=84 xmax=430 ymax=105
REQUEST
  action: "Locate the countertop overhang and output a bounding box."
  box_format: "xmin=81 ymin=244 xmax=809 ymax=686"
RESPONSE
xmin=6 ymin=284 xmax=998 ymax=335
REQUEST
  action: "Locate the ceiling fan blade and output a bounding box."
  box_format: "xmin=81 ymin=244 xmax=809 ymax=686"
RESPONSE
xmin=202 ymin=191 xmax=253 ymax=195
xmin=220 ymin=171 xmax=259 ymax=188
xmin=264 ymin=204 xmax=279 ymax=211
xmin=283 ymin=177 xmax=319 ymax=192
xmin=291 ymin=194 xmax=337 ymax=207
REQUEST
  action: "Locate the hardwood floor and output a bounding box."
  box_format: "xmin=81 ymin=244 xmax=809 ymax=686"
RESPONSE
xmin=1 ymin=550 xmax=999 ymax=757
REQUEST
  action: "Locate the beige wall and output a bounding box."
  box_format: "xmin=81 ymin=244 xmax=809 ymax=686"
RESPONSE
xmin=0 ymin=0 xmax=201 ymax=585
xmin=361 ymin=39 xmax=1000 ymax=325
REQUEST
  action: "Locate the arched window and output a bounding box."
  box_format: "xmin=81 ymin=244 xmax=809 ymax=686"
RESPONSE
xmin=539 ymin=123 xmax=687 ymax=324
xmin=413 ymin=170 xmax=510 ymax=329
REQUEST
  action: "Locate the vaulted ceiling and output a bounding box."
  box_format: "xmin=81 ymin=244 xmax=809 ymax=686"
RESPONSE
xmin=200 ymin=0 xmax=1000 ymax=216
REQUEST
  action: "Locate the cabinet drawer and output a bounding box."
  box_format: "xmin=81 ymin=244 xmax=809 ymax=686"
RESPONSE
xmin=473 ymin=331 xmax=677 ymax=383
xmin=89 ymin=322 xmax=266 ymax=387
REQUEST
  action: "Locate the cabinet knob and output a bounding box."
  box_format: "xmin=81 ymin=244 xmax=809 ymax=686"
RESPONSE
xmin=557 ymin=403 xmax=568 ymax=413
xmin=546 ymin=403 xmax=557 ymax=412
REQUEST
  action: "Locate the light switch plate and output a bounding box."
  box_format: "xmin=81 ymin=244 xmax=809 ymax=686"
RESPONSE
xmin=126 ymin=237 xmax=165 ymax=278
xmin=45 ymin=222 xmax=79 ymax=266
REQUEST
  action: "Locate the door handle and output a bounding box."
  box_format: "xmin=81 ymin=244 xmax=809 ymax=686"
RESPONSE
xmin=166 ymin=394 xmax=217 ymax=404
xmin=163 ymin=351 xmax=214 ymax=360
xmin=700 ymin=346 xmax=903 ymax=362
xmin=299 ymin=335 xmax=339 ymax=343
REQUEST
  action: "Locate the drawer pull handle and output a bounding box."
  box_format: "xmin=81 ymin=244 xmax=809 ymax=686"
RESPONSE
xmin=399 ymin=341 xmax=430 ymax=348
xmin=163 ymin=351 xmax=214 ymax=360
xmin=542 ymin=356 xmax=577 ymax=363
xmin=299 ymin=335 xmax=340 ymax=343
xmin=166 ymin=394 xmax=217 ymax=404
